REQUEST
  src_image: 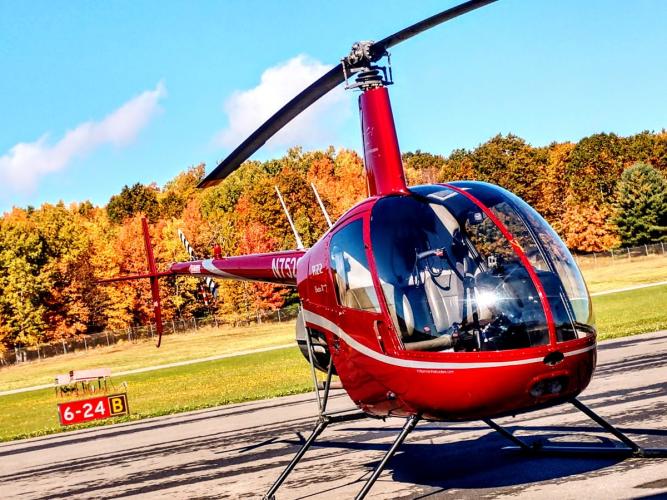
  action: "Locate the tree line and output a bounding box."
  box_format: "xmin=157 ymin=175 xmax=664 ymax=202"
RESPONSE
xmin=0 ymin=130 xmax=665 ymax=350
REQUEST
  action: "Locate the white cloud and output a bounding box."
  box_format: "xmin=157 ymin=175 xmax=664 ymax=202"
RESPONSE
xmin=0 ymin=82 xmax=167 ymax=193
xmin=214 ymin=55 xmax=351 ymax=152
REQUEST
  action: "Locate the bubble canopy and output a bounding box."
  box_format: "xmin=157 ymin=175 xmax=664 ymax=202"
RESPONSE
xmin=369 ymin=181 xmax=595 ymax=352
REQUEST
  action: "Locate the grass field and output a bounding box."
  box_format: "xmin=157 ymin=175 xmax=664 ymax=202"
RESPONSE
xmin=578 ymin=254 xmax=667 ymax=293
xmin=0 ymin=322 xmax=294 ymax=392
xmin=0 ymin=256 xmax=666 ymax=442
xmin=593 ymin=284 xmax=667 ymax=339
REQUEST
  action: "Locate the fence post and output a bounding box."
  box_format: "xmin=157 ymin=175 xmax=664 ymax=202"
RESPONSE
xmin=645 ymin=244 xmax=649 ymax=256
xmin=194 ymin=317 xmax=198 ymax=330
xmin=627 ymin=247 xmax=631 ymax=260
xmin=214 ymin=315 xmax=218 ymax=328
xmin=83 ymin=336 xmax=87 ymax=351
xmin=172 ymin=320 xmax=176 ymax=334
xmin=662 ymin=242 xmax=666 ymax=255
xmin=62 ymin=340 xmax=67 ymax=354
xmin=611 ymin=248 xmax=614 ymax=260
xmin=105 ymin=331 xmax=110 ymax=346
xmin=36 ymin=345 xmax=40 ymax=360
xmin=149 ymin=323 xmax=154 ymax=339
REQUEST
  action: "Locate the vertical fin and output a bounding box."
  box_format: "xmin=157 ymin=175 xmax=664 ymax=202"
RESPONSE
xmin=310 ymin=182 xmax=333 ymax=229
xmin=275 ymin=186 xmax=305 ymax=250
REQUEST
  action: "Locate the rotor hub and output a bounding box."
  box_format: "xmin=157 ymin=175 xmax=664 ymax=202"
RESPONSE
xmin=343 ymin=41 xmax=393 ymax=91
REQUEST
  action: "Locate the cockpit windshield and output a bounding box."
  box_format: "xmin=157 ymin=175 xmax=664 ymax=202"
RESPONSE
xmin=369 ymin=182 xmax=595 ymax=353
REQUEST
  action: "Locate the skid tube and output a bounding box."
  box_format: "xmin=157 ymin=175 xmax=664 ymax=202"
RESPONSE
xmin=486 ymin=398 xmax=667 ymax=458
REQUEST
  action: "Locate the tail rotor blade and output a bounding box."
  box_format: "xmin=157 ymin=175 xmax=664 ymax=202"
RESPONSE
xmin=178 ymin=229 xmax=198 ymax=260
xmin=178 ymin=228 xmax=219 ymax=299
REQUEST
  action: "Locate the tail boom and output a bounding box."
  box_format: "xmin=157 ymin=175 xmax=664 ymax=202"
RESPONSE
xmin=169 ymin=250 xmax=306 ymax=286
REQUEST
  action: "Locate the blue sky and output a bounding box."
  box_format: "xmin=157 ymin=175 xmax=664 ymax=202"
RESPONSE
xmin=1 ymin=0 xmax=665 ymax=213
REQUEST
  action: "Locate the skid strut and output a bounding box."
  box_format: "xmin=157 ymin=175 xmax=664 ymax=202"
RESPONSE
xmin=263 ymin=411 xmax=366 ymax=500
xmin=264 ymin=323 xmax=368 ymax=500
xmin=355 ymin=414 xmax=421 ymax=500
xmin=264 ymin=318 xmax=425 ymax=499
xmin=487 ymin=398 xmax=667 ymax=458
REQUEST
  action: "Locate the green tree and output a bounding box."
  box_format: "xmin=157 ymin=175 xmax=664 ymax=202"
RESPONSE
xmin=0 ymin=209 xmax=47 ymax=347
xmin=468 ymin=134 xmax=547 ymax=207
xmin=567 ymin=132 xmax=626 ymax=204
xmin=107 ymin=183 xmax=160 ymax=223
xmin=614 ymin=162 xmax=667 ymax=246
xmin=402 ymin=150 xmax=444 ymax=185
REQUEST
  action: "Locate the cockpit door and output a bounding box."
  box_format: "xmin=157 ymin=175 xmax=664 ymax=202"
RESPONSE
xmin=328 ymin=217 xmax=389 ymax=354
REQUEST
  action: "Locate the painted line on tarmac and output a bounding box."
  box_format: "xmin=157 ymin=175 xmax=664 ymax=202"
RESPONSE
xmin=590 ymin=280 xmax=667 ymax=297
xmin=0 ymin=343 xmax=295 ymax=397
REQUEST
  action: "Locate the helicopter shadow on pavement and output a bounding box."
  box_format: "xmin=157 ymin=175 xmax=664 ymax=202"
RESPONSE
xmin=282 ymin=426 xmax=628 ymax=494
xmin=388 ymin=432 xmax=626 ymax=492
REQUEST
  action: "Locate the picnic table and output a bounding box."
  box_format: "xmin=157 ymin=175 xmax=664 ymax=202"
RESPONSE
xmin=55 ymin=368 xmax=113 ymax=397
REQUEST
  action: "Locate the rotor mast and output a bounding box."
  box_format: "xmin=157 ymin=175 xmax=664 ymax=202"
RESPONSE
xmin=344 ymin=42 xmax=408 ymax=197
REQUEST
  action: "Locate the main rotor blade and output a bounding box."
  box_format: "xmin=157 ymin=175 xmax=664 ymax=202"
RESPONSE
xmin=199 ymin=64 xmax=344 ymax=187
xmin=199 ymin=0 xmax=498 ymax=188
xmin=373 ymin=0 xmax=497 ymax=53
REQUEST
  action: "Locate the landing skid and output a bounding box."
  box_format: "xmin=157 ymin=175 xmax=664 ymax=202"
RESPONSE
xmin=263 ymin=330 xmax=421 ymax=500
xmin=486 ymin=398 xmax=667 ymax=458
xmin=265 ymin=334 xmax=666 ymax=499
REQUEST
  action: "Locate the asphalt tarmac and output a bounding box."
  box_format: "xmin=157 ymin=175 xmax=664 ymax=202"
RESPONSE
xmin=1 ymin=331 xmax=666 ymax=499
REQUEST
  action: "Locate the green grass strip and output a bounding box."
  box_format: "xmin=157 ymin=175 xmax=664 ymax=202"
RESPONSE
xmin=0 ymin=347 xmax=311 ymax=442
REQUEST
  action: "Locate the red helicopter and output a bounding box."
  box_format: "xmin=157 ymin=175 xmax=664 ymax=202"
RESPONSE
xmin=104 ymin=0 xmax=666 ymax=498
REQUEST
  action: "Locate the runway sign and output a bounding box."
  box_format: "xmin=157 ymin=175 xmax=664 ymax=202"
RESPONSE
xmin=57 ymin=393 xmax=129 ymax=426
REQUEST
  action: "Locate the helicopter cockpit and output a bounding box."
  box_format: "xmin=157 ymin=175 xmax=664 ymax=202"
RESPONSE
xmin=370 ymin=181 xmax=595 ymax=352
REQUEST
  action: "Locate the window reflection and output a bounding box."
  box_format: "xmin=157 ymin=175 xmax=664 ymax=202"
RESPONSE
xmin=370 ymin=193 xmax=550 ymax=352
xmin=330 ymin=219 xmax=380 ymax=312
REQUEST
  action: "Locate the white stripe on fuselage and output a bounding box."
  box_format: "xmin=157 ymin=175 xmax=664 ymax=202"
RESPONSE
xmin=201 ymin=259 xmax=237 ymax=278
xmin=302 ymin=309 xmax=595 ymax=370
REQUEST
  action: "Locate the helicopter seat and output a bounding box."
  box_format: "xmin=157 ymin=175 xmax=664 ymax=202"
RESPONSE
xmin=424 ymin=270 xmax=463 ymax=332
xmin=381 ymin=283 xmax=415 ymax=339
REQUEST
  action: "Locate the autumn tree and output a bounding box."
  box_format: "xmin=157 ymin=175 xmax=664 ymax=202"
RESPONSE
xmin=567 ymin=133 xmax=626 ymax=205
xmin=536 ymin=142 xmax=575 ymax=230
xmin=439 ymin=148 xmax=476 ymax=182
xmin=159 ymin=164 xmax=205 ymax=219
xmin=559 ymin=195 xmax=620 ymax=252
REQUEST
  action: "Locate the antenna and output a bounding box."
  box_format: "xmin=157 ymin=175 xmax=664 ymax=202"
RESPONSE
xmin=275 ymin=186 xmax=305 ymax=250
xmin=310 ymin=182 xmax=333 ymax=229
